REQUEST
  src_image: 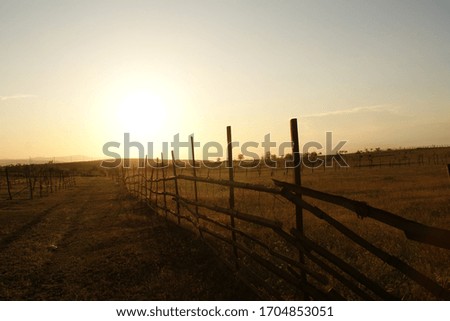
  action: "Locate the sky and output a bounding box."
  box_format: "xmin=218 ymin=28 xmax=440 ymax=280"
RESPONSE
xmin=1 ymin=0 xmax=449 ymax=160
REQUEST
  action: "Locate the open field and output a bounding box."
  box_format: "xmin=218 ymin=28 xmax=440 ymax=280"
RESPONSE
xmin=0 ymin=177 xmax=256 ymax=300
xmin=121 ymin=152 xmax=450 ymax=300
xmin=1 ymin=146 xmax=449 ymax=300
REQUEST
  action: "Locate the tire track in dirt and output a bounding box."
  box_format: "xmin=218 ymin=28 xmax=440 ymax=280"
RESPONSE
xmin=24 ymin=180 xmax=125 ymax=299
xmin=0 ymin=181 xmax=95 ymax=299
xmin=24 ymin=193 xmax=95 ymax=299
xmin=0 ymin=203 xmax=63 ymax=251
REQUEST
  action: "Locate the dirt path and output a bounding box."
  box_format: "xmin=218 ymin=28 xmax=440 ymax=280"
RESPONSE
xmin=0 ymin=177 xmax=256 ymax=300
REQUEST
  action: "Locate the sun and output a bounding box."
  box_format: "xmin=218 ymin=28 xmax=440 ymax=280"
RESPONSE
xmin=116 ymin=89 xmax=167 ymax=137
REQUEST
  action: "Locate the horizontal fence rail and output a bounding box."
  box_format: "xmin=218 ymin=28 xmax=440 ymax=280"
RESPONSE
xmin=273 ymin=180 xmax=450 ymax=250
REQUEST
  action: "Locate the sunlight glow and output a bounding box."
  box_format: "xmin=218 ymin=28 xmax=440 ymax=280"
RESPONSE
xmin=115 ymin=89 xmax=167 ymax=137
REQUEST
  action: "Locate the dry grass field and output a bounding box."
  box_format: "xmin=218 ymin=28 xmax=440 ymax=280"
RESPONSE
xmin=0 ymin=147 xmax=449 ymax=300
xmin=165 ymin=153 xmax=450 ymax=300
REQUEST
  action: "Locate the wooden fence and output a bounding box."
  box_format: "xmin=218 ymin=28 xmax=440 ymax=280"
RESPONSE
xmin=0 ymin=164 xmax=76 ymax=200
xmin=115 ymin=119 xmax=450 ymax=300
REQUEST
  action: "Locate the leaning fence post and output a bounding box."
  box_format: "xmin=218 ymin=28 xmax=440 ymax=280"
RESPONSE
xmin=171 ymin=150 xmax=181 ymax=225
xmin=190 ymin=136 xmax=202 ymax=238
xmin=150 ymin=167 xmax=154 ymax=201
xmin=291 ymin=118 xmax=307 ymax=295
xmin=5 ymin=167 xmax=12 ymax=200
xmin=227 ymin=126 xmax=239 ymax=268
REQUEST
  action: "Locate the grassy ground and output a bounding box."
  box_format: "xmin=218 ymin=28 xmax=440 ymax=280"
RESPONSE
xmin=165 ymin=162 xmax=450 ymax=299
xmin=2 ymin=154 xmax=448 ymax=300
xmin=0 ymin=177 xmax=257 ymax=300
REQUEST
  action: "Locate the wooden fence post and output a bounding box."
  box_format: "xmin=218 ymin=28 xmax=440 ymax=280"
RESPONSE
xmin=5 ymin=167 xmax=12 ymax=200
xmin=171 ymin=150 xmax=181 ymax=225
xmin=138 ymin=161 xmax=142 ymax=199
xmin=161 ymin=152 xmax=168 ymax=218
xmin=25 ymin=166 xmax=33 ymax=200
xmin=49 ymin=169 xmax=53 ymax=193
xmin=227 ymin=126 xmax=239 ymax=268
xmin=190 ymin=137 xmax=199 ymax=213
xmin=150 ymin=167 xmax=154 ymax=201
xmin=39 ymin=170 xmax=43 ymax=197
xmin=45 ymin=168 xmax=49 ymax=195
xmin=190 ymin=136 xmax=202 ymax=238
xmin=137 ymin=163 xmax=140 ymax=198
xmin=155 ymin=158 xmax=159 ymax=211
xmin=53 ymin=170 xmax=57 ymax=192
xmin=144 ymin=156 xmax=148 ymax=201
xmin=132 ymin=164 xmax=136 ymax=196
xmin=141 ymin=159 xmax=145 ymax=199
xmin=290 ymin=118 xmax=307 ymax=293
